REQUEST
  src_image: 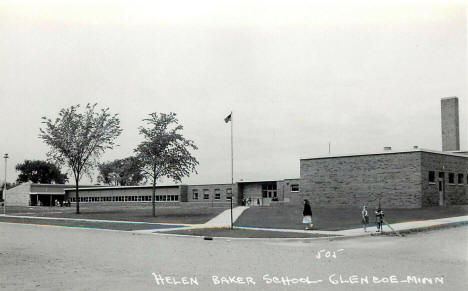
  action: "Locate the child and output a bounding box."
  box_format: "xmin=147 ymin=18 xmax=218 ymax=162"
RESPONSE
xmin=375 ymin=207 xmax=384 ymax=232
xmin=361 ymin=206 xmax=369 ymax=232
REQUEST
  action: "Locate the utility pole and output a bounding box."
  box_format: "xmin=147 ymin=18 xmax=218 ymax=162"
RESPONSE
xmin=3 ymin=153 xmax=9 ymax=215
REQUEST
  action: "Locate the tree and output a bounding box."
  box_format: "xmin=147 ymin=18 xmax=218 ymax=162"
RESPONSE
xmin=39 ymin=103 xmax=122 ymax=214
xmin=16 ymin=160 xmax=68 ymax=184
xmin=97 ymin=157 xmax=145 ymax=186
xmin=135 ymin=112 xmax=198 ymax=216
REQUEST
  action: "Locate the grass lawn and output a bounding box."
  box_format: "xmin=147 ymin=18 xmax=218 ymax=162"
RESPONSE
xmin=0 ymin=216 xmax=189 ymax=231
xmin=234 ymin=204 xmax=468 ymax=231
xmin=159 ymin=227 xmax=336 ymax=238
xmin=4 ymin=205 xmax=225 ymax=224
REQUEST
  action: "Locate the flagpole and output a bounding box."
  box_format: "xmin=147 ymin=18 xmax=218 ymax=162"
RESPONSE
xmin=230 ymin=111 xmax=234 ymax=229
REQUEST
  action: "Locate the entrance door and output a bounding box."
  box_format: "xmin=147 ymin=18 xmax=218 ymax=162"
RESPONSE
xmin=438 ymin=172 xmax=445 ymax=206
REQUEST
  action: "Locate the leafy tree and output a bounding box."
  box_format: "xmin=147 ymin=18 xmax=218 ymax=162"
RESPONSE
xmin=39 ymin=103 xmax=122 ymax=214
xmin=97 ymin=157 xmax=145 ymax=186
xmin=135 ymin=112 xmax=198 ymax=216
xmin=16 ymin=160 xmax=68 ymax=184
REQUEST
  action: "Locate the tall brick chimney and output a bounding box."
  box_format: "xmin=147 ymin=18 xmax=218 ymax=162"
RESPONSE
xmin=441 ymin=97 xmax=460 ymax=151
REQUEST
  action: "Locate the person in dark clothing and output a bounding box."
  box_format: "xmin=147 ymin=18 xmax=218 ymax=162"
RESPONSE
xmin=375 ymin=207 xmax=384 ymax=232
xmin=302 ymin=199 xmax=313 ymax=230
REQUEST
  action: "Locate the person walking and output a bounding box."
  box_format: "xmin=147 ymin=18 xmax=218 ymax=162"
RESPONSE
xmin=375 ymin=207 xmax=384 ymax=232
xmin=302 ymin=199 xmax=313 ymax=230
xmin=361 ymin=205 xmax=369 ymax=232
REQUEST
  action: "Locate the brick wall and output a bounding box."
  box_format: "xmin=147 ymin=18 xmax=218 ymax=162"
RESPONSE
xmin=279 ymin=179 xmax=301 ymax=204
xmin=441 ymin=97 xmax=460 ymax=151
xmin=421 ymin=152 xmax=468 ymax=206
xmin=5 ymin=183 xmax=31 ymax=206
xmin=300 ymin=152 xmax=423 ymax=208
xmin=186 ymin=184 xmax=237 ymax=205
xmin=241 ymin=183 xmax=262 ymax=200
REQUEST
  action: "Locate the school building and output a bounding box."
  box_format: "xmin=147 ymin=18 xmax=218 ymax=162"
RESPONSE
xmin=4 ymin=97 xmax=467 ymax=209
xmin=300 ymin=97 xmax=468 ymax=208
xmin=4 ymin=179 xmax=302 ymax=207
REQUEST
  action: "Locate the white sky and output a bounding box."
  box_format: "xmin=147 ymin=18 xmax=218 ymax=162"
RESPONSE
xmin=0 ymin=0 xmax=466 ymax=185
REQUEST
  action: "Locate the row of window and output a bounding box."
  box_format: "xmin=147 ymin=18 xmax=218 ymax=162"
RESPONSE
xmin=192 ymin=188 xmax=232 ymax=200
xmin=428 ymin=171 xmax=468 ymax=185
xmin=70 ymin=195 xmax=179 ymax=202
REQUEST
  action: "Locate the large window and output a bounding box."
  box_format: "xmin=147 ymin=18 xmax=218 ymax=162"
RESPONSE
xmin=449 ymin=173 xmax=455 ymax=184
xmin=214 ymin=189 xmax=221 ymax=200
xmin=192 ymin=189 xmax=199 ymax=200
xmin=262 ymin=184 xmax=277 ymax=198
xmin=428 ymin=171 xmax=435 ymax=183
xmin=203 ymin=189 xmax=210 ymax=200
xmin=458 ymin=173 xmax=464 ymax=184
xmin=291 ymin=184 xmax=299 ymax=192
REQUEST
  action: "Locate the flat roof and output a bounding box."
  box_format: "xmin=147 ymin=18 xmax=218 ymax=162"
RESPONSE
xmin=64 ymin=185 xmax=179 ymax=192
xmin=300 ymin=148 xmax=468 ymax=161
xmin=187 ymin=183 xmax=233 ymax=187
xmin=31 ymin=183 xmax=99 ymax=188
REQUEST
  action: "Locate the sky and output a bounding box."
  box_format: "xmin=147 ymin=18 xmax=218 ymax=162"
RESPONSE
xmin=0 ymin=0 xmax=466 ymax=186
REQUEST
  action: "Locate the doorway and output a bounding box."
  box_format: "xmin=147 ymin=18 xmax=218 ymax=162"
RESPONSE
xmin=438 ymin=172 xmax=445 ymax=206
xmin=261 ymin=183 xmax=277 ymax=199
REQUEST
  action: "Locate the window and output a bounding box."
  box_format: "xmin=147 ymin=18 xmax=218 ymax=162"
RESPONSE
xmin=458 ymin=174 xmax=464 ymax=184
xmin=291 ymin=184 xmax=299 ymax=192
xmin=215 ymin=189 xmax=220 ymax=200
xmin=175 ymin=195 xmax=179 ymax=201
xmin=203 ymin=189 xmax=210 ymax=200
xmin=226 ymin=188 xmax=232 ymax=200
xmin=192 ymin=189 xmax=199 ymax=200
xmin=428 ymin=171 xmax=435 ymax=183
xmin=262 ymin=184 xmax=277 ymax=198
xmin=448 ymin=173 xmax=455 ymax=184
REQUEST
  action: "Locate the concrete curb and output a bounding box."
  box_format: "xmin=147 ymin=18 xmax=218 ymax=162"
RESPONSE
xmin=148 ymin=221 xmax=468 ymax=242
xmin=381 ymin=220 xmax=468 ymax=236
xmin=150 ymin=231 xmax=343 ymax=242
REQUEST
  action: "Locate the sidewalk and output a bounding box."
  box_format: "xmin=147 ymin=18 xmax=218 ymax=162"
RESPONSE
xmin=135 ymin=206 xmax=250 ymax=233
xmin=149 ymin=209 xmax=468 ymax=238
xmin=233 ymin=215 xmax=468 ymax=237
xmin=204 ymin=206 xmax=249 ymax=227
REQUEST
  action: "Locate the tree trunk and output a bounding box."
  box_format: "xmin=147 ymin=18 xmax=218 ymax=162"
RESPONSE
xmin=152 ymin=176 xmax=156 ymax=217
xmin=75 ymin=175 xmax=80 ymax=214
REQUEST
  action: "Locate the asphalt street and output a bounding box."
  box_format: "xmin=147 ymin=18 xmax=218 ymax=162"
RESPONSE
xmin=0 ymin=222 xmax=467 ymax=290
